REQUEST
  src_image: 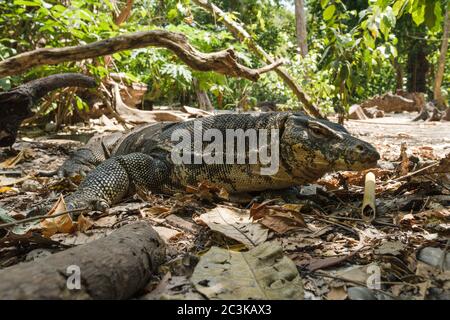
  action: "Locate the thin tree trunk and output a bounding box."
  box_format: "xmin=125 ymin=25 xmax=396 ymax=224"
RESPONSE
xmin=193 ymin=78 xmax=213 ymax=110
xmin=393 ymin=57 xmax=403 ymax=91
xmin=295 ymin=0 xmax=308 ymax=57
xmin=433 ymin=2 xmax=449 ymax=109
xmin=192 ymin=0 xmax=323 ymax=119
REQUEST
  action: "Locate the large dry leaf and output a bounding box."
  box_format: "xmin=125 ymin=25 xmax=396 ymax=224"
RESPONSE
xmin=191 ymin=242 xmax=304 ymax=300
xmin=197 ymin=206 xmax=268 ymax=248
xmin=0 ymin=149 xmax=28 ymax=168
xmin=41 ymin=195 xmax=75 ymax=237
xmin=250 ymin=203 xmax=306 ymax=234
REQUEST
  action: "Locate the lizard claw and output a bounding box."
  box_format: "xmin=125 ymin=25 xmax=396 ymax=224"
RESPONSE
xmin=66 ymin=194 xmax=110 ymax=215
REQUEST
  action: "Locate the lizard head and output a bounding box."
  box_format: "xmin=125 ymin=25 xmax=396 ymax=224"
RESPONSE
xmin=281 ymin=114 xmax=380 ymax=175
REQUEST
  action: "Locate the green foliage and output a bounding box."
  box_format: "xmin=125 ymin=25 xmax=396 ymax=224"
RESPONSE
xmin=0 ymin=0 xmax=448 ymax=117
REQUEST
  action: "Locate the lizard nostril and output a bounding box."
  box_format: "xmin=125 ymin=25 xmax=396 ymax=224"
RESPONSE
xmin=355 ymin=144 xmax=364 ymax=153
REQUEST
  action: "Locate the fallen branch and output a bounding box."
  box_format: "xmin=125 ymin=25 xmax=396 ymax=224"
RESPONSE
xmin=0 ymin=221 xmax=166 ymax=299
xmin=0 ymin=30 xmax=283 ymax=81
xmin=0 ymin=73 xmax=96 ymax=147
xmin=111 ymin=82 xmax=187 ymax=123
xmin=192 ymin=0 xmax=323 ymax=119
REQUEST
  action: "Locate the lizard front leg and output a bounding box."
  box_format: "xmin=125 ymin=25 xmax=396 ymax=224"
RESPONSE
xmin=65 ymin=152 xmax=169 ymax=212
xmin=58 ymin=132 xmax=123 ymax=177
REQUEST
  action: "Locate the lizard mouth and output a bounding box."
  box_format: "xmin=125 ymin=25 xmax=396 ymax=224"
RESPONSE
xmin=332 ymin=159 xmax=379 ymax=171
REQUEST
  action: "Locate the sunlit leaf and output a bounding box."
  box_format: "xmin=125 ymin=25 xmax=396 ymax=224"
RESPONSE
xmin=323 ymin=5 xmax=336 ymax=21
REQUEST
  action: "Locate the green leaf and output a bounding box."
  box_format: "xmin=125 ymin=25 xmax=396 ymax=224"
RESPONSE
xmin=323 ymin=5 xmax=336 ymax=21
xmin=392 ymin=0 xmax=407 ymax=16
xmin=424 ymin=1 xmax=439 ymax=30
xmin=0 ymin=78 xmax=11 ymax=91
xmin=13 ymin=0 xmax=41 ymax=6
xmin=411 ymin=1 xmax=425 ymax=25
xmin=363 ymin=31 xmax=375 ymax=49
xmin=320 ymin=0 xmax=330 ymax=9
xmin=167 ymin=8 xmax=178 ymax=21
xmin=75 ymin=96 xmax=84 ymax=111
xmin=376 ymin=0 xmax=391 ymax=9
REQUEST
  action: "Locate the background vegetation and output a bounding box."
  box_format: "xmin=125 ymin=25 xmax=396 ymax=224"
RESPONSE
xmin=0 ymin=0 xmax=448 ymax=118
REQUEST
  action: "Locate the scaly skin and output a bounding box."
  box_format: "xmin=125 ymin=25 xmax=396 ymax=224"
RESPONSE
xmin=63 ymin=112 xmax=380 ymax=211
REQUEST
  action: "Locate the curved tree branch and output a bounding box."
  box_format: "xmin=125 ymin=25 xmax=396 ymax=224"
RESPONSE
xmin=0 ymin=73 xmax=96 ymax=147
xmin=0 ymin=30 xmax=283 ymax=81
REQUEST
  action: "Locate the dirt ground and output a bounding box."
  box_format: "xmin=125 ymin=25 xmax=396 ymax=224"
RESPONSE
xmin=0 ymin=112 xmax=449 ymax=300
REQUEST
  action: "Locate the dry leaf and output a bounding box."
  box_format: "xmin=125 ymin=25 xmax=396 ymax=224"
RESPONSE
xmin=198 ymin=205 xmax=268 ymax=248
xmin=94 ymin=215 xmax=117 ymax=228
xmin=191 ymin=243 xmax=304 ymax=300
xmin=77 ymin=214 xmax=94 ymax=232
xmin=154 ymin=226 xmax=182 ymax=242
xmin=0 ymin=186 xmax=13 ymax=193
xmin=0 ymin=175 xmax=32 ymax=187
xmin=141 ymin=206 xmax=171 ymax=218
xmin=327 ymin=286 xmax=348 ymax=300
xmin=0 ymin=150 xmax=26 ymax=168
xmin=41 ymin=195 xmax=74 ymax=237
xmin=250 ymin=203 xmax=306 ymax=234
xmin=186 ymin=181 xmax=229 ymax=200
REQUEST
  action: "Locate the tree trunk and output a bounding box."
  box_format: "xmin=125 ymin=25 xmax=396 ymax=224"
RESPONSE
xmin=193 ymin=78 xmax=213 ymax=110
xmin=406 ymin=44 xmax=428 ymax=93
xmin=0 ymin=222 xmax=166 ymax=299
xmin=433 ymin=2 xmax=449 ymax=109
xmin=393 ymin=57 xmax=404 ymax=90
xmin=294 ymin=0 xmax=308 ymax=57
xmin=192 ymin=0 xmax=323 ymax=119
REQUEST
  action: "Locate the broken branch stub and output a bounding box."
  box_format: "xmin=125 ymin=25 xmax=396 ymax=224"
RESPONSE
xmin=0 ymin=30 xmax=283 ymax=81
xmin=361 ymin=172 xmax=376 ymax=222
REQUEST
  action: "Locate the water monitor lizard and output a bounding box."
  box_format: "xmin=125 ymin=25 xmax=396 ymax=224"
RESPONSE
xmin=60 ymin=112 xmax=380 ymax=211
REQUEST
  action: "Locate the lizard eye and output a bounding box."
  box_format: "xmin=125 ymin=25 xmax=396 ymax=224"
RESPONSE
xmin=308 ymin=121 xmax=343 ymax=140
xmin=308 ymin=125 xmax=328 ymax=137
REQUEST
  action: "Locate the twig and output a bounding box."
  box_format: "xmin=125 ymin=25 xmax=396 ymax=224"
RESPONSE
xmin=385 ymin=162 xmax=440 ymax=184
xmin=307 ymin=215 xmax=361 ymax=239
xmin=0 ymin=208 xmax=87 ymax=229
xmin=320 ymin=214 xmax=398 ymax=228
xmin=439 ymin=239 xmax=449 ymax=272
xmin=424 ymin=175 xmax=450 ymax=192
xmin=313 ymin=270 xmax=399 ymax=300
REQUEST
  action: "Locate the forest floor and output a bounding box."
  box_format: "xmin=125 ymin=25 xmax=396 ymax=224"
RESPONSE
xmin=0 ymin=112 xmax=449 ymax=300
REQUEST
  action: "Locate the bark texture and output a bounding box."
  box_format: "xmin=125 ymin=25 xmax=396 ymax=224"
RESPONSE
xmin=295 ymin=0 xmax=308 ymax=57
xmin=0 ymin=30 xmax=282 ymax=81
xmin=0 ymin=222 xmax=166 ymax=299
xmin=433 ymin=3 xmax=449 ymax=108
